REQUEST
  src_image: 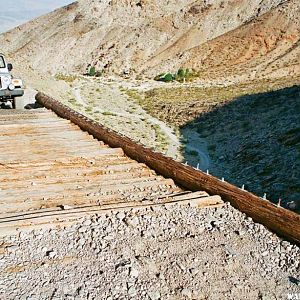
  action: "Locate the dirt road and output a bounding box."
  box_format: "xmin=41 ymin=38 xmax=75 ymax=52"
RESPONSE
xmin=70 ymin=77 xmax=210 ymax=169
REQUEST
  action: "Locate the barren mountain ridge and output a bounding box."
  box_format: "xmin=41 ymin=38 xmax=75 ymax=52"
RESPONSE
xmin=1 ymin=0 xmax=299 ymax=82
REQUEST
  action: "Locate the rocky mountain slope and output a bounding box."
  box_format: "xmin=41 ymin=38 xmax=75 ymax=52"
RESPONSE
xmin=182 ymin=0 xmax=300 ymax=83
xmin=0 ymin=0 xmax=296 ymax=80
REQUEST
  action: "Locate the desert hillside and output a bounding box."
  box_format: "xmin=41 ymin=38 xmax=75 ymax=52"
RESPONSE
xmin=182 ymin=0 xmax=300 ymax=82
xmin=0 ymin=0 xmax=295 ymax=80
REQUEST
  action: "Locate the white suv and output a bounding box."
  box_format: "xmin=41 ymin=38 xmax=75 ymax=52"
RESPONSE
xmin=0 ymin=54 xmax=24 ymax=108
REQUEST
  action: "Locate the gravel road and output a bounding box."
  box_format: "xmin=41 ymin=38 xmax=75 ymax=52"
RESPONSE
xmin=72 ymin=79 xmax=181 ymax=158
xmin=70 ymin=77 xmax=210 ymax=170
xmin=1 ymin=203 xmax=299 ymax=300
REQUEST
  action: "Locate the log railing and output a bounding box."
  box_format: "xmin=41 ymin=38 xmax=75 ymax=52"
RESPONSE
xmin=36 ymin=92 xmax=300 ymax=245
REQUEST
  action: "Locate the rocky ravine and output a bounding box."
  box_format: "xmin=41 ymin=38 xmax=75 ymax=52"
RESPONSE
xmin=129 ymin=78 xmax=300 ymax=212
xmin=1 ymin=203 xmax=299 ymax=299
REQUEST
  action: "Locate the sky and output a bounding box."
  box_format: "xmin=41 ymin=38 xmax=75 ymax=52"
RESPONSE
xmin=0 ymin=0 xmax=74 ymax=33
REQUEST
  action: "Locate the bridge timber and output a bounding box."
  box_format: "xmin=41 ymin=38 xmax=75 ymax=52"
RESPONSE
xmin=0 ymin=92 xmax=299 ymax=245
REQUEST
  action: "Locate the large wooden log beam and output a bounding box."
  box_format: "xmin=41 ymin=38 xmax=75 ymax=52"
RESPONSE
xmin=36 ymin=92 xmax=300 ymax=245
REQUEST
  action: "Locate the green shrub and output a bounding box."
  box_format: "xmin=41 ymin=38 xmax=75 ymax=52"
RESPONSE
xmin=175 ymin=68 xmax=193 ymax=82
xmin=177 ymin=68 xmax=185 ymax=78
xmin=208 ymin=144 xmax=216 ymax=151
xmin=55 ymin=73 xmax=77 ymax=83
xmin=86 ymin=65 xmax=102 ymax=77
xmin=102 ymin=111 xmax=117 ymax=116
xmin=188 ymin=150 xmax=198 ymax=156
xmin=162 ymin=73 xmax=174 ymax=82
xmin=89 ymin=66 xmax=96 ymax=76
xmin=154 ymin=73 xmax=174 ymax=82
xmin=155 ymin=69 xmax=193 ymax=83
xmin=95 ymin=70 xmax=102 ymax=77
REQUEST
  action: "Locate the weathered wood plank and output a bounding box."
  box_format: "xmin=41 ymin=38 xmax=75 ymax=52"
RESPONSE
xmin=0 ymin=194 xmax=223 ymax=237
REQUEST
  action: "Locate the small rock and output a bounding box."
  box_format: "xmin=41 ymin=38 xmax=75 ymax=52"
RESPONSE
xmin=116 ymin=211 xmax=126 ymax=220
xmin=281 ymin=241 xmax=289 ymax=248
xmin=239 ymin=230 xmax=246 ymax=236
xmin=83 ymin=219 xmax=92 ymax=226
xmin=125 ymin=216 xmax=139 ymax=227
xmin=129 ymin=267 xmax=139 ymax=278
xmin=288 ymin=276 xmax=300 ymax=285
xmin=198 ymin=227 xmax=205 ymax=234
xmin=182 ymin=288 xmax=192 ymax=299
xmin=148 ymin=291 xmax=160 ymax=300
xmin=78 ymin=227 xmax=87 ymax=233
xmin=46 ymin=250 xmax=57 ymax=259
xmin=189 ymin=268 xmax=199 ymax=276
xmin=61 ymin=204 xmax=74 ymax=210
xmin=6 ymin=245 xmax=18 ymax=252
xmin=78 ymin=238 xmax=86 ymax=246
xmin=128 ymin=286 xmax=137 ymax=297
xmin=19 ymin=232 xmax=26 ymax=239
xmin=234 ymin=230 xmax=245 ymax=236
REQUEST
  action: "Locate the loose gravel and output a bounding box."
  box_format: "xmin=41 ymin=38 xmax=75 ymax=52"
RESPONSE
xmin=1 ymin=203 xmax=299 ymax=300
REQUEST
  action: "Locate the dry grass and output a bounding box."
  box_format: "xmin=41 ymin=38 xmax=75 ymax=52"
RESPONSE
xmin=135 ymin=76 xmax=300 ymax=127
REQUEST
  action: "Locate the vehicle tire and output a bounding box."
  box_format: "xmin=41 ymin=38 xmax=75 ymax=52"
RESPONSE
xmin=11 ymin=98 xmax=16 ymax=109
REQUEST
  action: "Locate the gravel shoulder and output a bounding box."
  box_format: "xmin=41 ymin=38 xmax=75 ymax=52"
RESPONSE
xmin=1 ymin=203 xmax=299 ymax=300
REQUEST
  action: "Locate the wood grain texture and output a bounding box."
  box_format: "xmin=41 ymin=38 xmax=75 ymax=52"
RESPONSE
xmin=36 ymin=92 xmax=300 ymax=245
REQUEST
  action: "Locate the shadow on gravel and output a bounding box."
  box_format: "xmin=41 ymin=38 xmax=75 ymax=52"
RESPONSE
xmin=0 ymin=103 xmax=13 ymax=109
xmin=0 ymin=102 xmax=43 ymax=110
xmin=24 ymin=102 xmax=44 ymax=110
xmin=181 ymin=85 xmax=300 ymax=213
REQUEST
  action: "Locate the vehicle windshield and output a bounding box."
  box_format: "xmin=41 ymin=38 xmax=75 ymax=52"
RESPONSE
xmin=0 ymin=56 xmax=5 ymax=68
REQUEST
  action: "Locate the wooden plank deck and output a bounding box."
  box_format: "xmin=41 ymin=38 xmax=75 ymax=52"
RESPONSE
xmin=0 ymin=109 xmax=221 ymax=236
